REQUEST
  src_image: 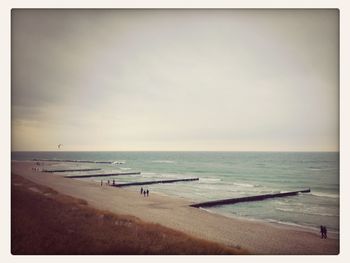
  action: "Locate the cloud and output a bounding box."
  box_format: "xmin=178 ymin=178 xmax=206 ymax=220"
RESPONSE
xmin=11 ymin=9 xmax=339 ymax=151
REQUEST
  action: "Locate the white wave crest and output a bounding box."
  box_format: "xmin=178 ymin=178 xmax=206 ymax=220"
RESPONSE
xmin=201 ymin=178 xmax=222 ymax=183
xmin=265 ymin=218 xmax=318 ymax=231
xmin=151 ymin=160 xmax=175 ymax=164
xmin=311 ymin=192 xmax=339 ymax=199
xmin=275 ymin=207 xmax=339 ymax=217
xmin=232 ymin=182 xmax=257 ymax=188
xmin=275 ymin=207 xmax=295 ymax=212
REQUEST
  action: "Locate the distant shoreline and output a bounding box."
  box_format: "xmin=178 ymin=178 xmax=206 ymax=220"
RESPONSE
xmin=11 ymin=150 xmax=340 ymax=153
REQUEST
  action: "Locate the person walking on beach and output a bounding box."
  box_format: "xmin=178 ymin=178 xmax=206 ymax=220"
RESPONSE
xmin=323 ymin=226 xmax=328 ymax=239
xmin=112 ymin=179 xmax=115 ymax=186
xmin=320 ymin=225 xmax=325 ymax=239
xmin=101 ymin=180 xmax=103 ymax=187
xmin=146 ymin=189 xmax=149 ymax=197
xmin=140 ymin=187 xmax=143 ymax=195
xmin=143 ymin=191 xmax=146 ymax=197
xmin=107 ymin=180 xmax=110 ymax=185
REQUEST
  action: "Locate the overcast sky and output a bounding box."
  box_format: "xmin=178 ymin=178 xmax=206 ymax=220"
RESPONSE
xmin=11 ymin=9 xmax=339 ymax=151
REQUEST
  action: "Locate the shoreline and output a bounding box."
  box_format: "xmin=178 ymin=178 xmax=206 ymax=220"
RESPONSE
xmin=145 ymin=187 xmax=339 ymax=238
xmin=11 ymin=161 xmax=339 ymax=254
xmin=199 ymin=207 xmax=339 ymax=239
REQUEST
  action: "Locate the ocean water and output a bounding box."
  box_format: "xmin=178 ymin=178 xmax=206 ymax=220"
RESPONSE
xmin=12 ymin=151 xmax=339 ymax=234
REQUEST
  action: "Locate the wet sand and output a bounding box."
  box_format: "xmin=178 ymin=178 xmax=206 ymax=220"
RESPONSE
xmin=11 ymin=161 xmax=339 ymax=255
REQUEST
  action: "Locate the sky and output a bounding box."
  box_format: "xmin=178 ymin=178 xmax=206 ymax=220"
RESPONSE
xmin=11 ymin=9 xmax=339 ymax=151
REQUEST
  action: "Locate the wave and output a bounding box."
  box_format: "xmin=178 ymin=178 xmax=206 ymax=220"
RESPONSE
xmin=200 ymin=178 xmax=222 ymax=183
xmin=275 ymin=207 xmax=339 ymax=217
xmin=141 ymin=172 xmax=158 ymax=178
xmin=151 ymin=160 xmax=175 ymax=164
xmin=264 ymin=218 xmax=339 ymax=235
xmin=120 ymin=167 xmax=131 ymax=171
xmin=308 ymin=167 xmax=322 ymax=171
xmin=232 ymin=182 xmax=260 ymax=188
xmin=310 ymin=192 xmax=339 ymax=199
xmin=308 ymin=166 xmax=338 ymax=171
xmin=305 ymin=211 xmax=339 ymax=217
xmin=264 ymin=218 xmax=321 ymax=232
xmin=275 ymin=207 xmax=295 ymax=212
xmin=141 ymin=172 xmax=186 ymax=180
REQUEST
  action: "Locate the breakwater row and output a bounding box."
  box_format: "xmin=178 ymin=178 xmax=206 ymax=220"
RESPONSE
xmin=43 ymin=168 xmax=102 ymax=173
xmin=111 ymin=178 xmax=199 ymax=187
xmin=190 ymin=189 xmax=311 ymax=208
xmin=64 ymin=172 xmax=141 ymax=178
xmin=34 ymin=159 xmax=114 ymax=164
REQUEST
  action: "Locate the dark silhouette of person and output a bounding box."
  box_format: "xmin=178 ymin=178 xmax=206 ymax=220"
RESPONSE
xmin=140 ymin=187 xmax=143 ymax=195
xmin=320 ymin=225 xmax=324 ymax=238
xmin=324 ymin=226 xmax=327 ymax=239
xmin=146 ymin=189 xmax=149 ymax=197
xmin=112 ymin=179 xmax=115 ymax=186
xmin=143 ymin=191 xmax=146 ymax=197
xmin=101 ymin=180 xmax=103 ymax=187
xmin=108 ymin=180 xmax=110 ymax=185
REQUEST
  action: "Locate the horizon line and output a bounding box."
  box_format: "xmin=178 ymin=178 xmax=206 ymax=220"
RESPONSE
xmin=11 ymin=150 xmax=340 ymax=153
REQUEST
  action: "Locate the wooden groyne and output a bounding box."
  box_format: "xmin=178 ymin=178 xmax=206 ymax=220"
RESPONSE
xmin=190 ymin=188 xmax=311 ymax=208
xmin=33 ymin=159 xmax=114 ymax=164
xmin=64 ymin=172 xmax=141 ymax=178
xmin=112 ymin=178 xmax=199 ymax=187
xmin=43 ymin=168 xmax=102 ymax=173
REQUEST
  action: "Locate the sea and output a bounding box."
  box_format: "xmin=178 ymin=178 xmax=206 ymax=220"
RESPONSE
xmin=12 ymin=151 xmax=339 ymax=235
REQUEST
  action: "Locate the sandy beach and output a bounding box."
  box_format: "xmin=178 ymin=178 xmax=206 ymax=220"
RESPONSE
xmin=11 ymin=161 xmax=339 ymax=255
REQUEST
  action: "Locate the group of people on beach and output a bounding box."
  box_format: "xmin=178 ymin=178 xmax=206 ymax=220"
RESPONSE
xmin=99 ymin=181 xmax=150 ymax=197
xmin=320 ymin=225 xmax=328 ymax=239
xmin=100 ymin=179 xmax=116 ymax=187
xmin=32 ymin=162 xmax=41 ymax=172
xmin=140 ymin=187 xmax=149 ymax=197
xmin=107 ymin=179 xmax=116 ymax=186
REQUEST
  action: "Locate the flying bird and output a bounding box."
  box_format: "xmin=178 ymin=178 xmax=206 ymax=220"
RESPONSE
xmin=58 ymin=144 xmax=63 ymax=149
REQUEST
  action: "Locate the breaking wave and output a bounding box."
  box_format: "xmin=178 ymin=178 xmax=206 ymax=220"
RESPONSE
xmin=311 ymin=192 xmax=339 ymax=199
xmin=151 ymin=160 xmax=176 ymax=164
